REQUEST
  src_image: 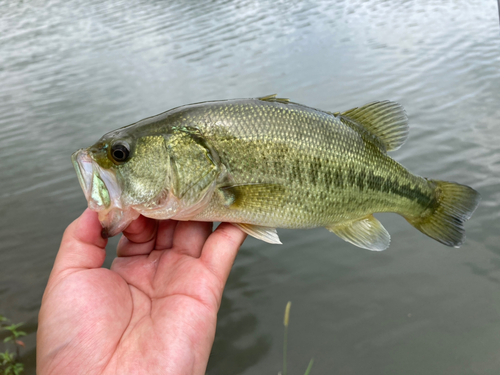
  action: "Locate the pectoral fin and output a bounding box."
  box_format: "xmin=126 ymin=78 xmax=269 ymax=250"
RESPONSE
xmin=233 ymin=223 xmax=282 ymax=244
xmin=326 ymin=215 xmax=390 ymax=251
xmin=219 ymin=183 xmax=287 ymax=210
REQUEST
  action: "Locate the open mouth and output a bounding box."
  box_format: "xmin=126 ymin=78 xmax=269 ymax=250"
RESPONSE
xmin=72 ymin=149 xmax=120 ymax=211
xmin=71 ymin=149 xmax=138 ymax=237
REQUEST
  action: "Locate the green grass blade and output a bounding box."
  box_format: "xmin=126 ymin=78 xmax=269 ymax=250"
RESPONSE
xmin=304 ymin=358 xmax=314 ymax=375
xmin=283 ymin=301 xmax=291 ymax=375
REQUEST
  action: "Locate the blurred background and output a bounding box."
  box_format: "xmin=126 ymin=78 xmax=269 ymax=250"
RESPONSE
xmin=1 ymin=0 xmax=499 ymax=373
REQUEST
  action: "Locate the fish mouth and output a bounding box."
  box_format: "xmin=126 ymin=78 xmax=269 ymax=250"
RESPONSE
xmin=72 ymin=149 xmax=122 ymax=211
xmin=72 ymin=149 xmax=138 ymax=236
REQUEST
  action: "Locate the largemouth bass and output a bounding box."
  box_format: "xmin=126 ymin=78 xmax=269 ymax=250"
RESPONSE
xmin=72 ymin=95 xmax=480 ymax=250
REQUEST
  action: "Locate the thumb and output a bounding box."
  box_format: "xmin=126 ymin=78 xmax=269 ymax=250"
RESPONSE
xmin=50 ymin=209 xmax=108 ymax=280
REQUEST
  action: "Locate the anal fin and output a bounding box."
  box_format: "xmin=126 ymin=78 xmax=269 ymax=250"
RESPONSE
xmin=326 ymin=215 xmax=390 ymax=251
xmin=233 ymin=223 xmax=282 ymax=244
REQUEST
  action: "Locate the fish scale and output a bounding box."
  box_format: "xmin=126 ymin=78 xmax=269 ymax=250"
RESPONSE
xmin=184 ymin=99 xmax=425 ymax=228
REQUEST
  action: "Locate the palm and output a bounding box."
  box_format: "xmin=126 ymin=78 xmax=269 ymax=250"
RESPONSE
xmin=37 ymin=210 xmax=246 ymax=375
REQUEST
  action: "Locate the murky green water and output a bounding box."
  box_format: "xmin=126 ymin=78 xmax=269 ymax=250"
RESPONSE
xmin=1 ymin=0 xmax=499 ymax=373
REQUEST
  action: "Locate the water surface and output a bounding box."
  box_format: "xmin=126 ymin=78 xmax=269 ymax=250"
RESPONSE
xmin=1 ymin=0 xmax=499 ymax=373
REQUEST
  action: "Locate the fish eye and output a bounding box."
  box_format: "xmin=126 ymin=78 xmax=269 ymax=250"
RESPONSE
xmin=110 ymin=143 xmax=130 ymax=163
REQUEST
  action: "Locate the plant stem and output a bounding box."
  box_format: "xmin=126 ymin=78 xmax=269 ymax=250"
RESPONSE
xmin=283 ymin=301 xmax=291 ymax=375
xmin=283 ymin=326 xmax=288 ymax=375
xmin=304 ymin=358 xmax=314 ymax=375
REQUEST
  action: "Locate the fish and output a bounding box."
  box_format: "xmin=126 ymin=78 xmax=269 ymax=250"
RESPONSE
xmin=72 ymin=95 xmax=480 ymax=250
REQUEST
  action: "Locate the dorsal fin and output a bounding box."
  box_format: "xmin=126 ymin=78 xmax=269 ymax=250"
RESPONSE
xmin=340 ymin=101 xmax=409 ymax=152
xmin=258 ymin=94 xmax=290 ymax=104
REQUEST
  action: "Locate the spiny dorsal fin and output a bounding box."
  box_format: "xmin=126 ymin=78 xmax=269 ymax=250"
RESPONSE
xmin=340 ymin=101 xmax=409 ymax=152
xmin=258 ymin=94 xmax=290 ymax=104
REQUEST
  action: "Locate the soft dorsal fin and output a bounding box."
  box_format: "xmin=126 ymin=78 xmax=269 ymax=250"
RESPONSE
xmin=258 ymin=94 xmax=290 ymax=104
xmin=340 ymin=101 xmax=409 ymax=152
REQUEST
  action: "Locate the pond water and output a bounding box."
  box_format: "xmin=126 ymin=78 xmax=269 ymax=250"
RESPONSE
xmin=1 ymin=0 xmax=499 ymax=373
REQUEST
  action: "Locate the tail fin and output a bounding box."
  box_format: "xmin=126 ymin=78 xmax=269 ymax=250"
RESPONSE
xmin=405 ymin=180 xmax=480 ymax=247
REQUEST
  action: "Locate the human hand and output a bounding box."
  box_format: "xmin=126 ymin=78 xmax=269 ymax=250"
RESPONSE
xmin=37 ymin=209 xmax=246 ymax=375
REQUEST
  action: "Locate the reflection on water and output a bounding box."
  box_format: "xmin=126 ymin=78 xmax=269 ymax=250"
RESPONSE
xmin=208 ymin=257 xmax=271 ymax=374
xmin=208 ymin=296 xmax=270 ymax=375
xmin=1 ymin=0 xmax=499 ymax=374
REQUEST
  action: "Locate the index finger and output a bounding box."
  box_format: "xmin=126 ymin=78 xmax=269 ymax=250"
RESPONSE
xmin=200 ymin=223 xmax=247 ymax=285
xmin=122 ymin=215 xmax=158 ymax=244
xmin=116 ymin=215 xmax=158 ymax=257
